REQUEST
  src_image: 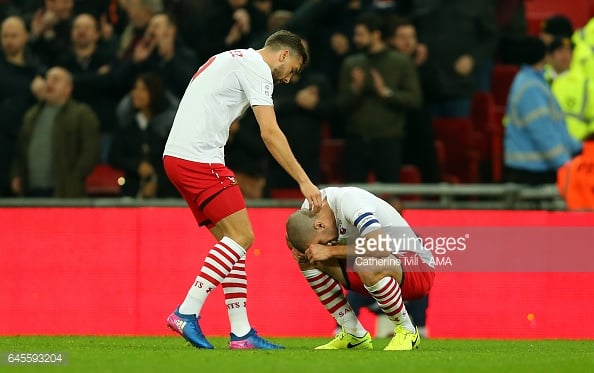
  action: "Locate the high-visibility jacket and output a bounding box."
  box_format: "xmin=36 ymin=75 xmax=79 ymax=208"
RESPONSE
xmin=557 ymin=141 xmax=594 ymax=210
xmin=571 ymin=18 xmax=594 ymax=76
xmin=551 ymin=69 xmax=594 ymax=141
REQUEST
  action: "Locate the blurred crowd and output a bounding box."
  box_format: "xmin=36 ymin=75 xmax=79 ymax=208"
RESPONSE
xmin=0 ymin=0 xmax=591 ymax=208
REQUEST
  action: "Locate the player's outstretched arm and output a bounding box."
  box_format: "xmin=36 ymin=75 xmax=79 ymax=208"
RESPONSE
xmin=252 ymin=105 xmax=322 ymax=210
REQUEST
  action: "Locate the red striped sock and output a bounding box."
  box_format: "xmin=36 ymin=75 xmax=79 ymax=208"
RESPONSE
xmin=222 ymin=256 xmax=251 ymax=336
xmin=365 ymin=277 xmax=414 ymax=332
xmin=179 ymin=237 xmax=245 ymax=315
xmin=302 ymin=269 xmax=367 ymax=337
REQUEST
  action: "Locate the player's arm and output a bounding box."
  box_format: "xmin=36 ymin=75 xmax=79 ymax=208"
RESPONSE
xmin=305 ymin=229 xmax=390 ymax=263
xmin=252 ymin=105 xmax=322 ymax=210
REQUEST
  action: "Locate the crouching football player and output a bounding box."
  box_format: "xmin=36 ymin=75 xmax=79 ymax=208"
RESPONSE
xmin=286 ymin=186 xmax=435 ymax=350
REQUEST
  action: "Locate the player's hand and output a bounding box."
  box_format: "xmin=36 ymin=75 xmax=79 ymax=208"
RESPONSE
xmin=300 ymin=181 xmax=322 ymax=212
xmin=291 ymin=248 xmax=308 ymax=264
xmin=305 ymin=243 xmax=333 ymax=263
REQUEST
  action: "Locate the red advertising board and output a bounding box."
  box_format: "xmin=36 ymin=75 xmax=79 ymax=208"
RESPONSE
xmin=1 ymin=208 xmax=592 ymax=338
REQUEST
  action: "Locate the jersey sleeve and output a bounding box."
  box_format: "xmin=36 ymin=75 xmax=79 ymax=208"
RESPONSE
xmin=236 ymin=61 xmax=274 ymax=107
xmin=341 ymin=193 xmax=382 ymax=236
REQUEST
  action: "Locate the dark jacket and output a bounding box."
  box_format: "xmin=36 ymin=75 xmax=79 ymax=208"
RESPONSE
xmin=11 ymin=99 xmax=100 ymax=197
xmin=337 ymin=48 xmax=422 ymax=140
xmin=412 ymin=0 xmax=497 ymax=98
xmin=109 ymin=96 xmax=178 ymax=197
xmin=0 ymin=50 xmax=44 ymax=195
xmin=56 ymin=47 xmax=119 ymax=133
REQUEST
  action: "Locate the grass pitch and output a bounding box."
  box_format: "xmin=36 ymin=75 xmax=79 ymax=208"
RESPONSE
xmin=1 ymin=336 xmax=592 ymax=372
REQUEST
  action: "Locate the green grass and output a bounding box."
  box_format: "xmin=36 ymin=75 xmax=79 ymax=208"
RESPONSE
xmin=0 ymin=336 xmax=593 ymax=372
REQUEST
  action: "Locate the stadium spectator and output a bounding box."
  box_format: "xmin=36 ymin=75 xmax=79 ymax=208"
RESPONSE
xmin=28 ymin=0 xmax=77 ymax=66
xmin=570 ymin=17 xmax=594 ymax=77
xmin=197 ymin=0 xmax=268 ymax=63
xmin=494 ymin=0 xmax=527 ymax=65
xmin=387 ymin=17 xmax=440 ymax=183
xmin=557 ymin=131 xmax=594 ymax=210
xmin=0 ymin=15 xmax=44 ymax=196
xmin=544 ymin=37 xmax=573 ymax=84
xmin=504 ymin=37 xmax=582 ymax=185
xmin=163 ymin=30 xmax=321 ymax=350
xmin=286 ymin=186 xmax=435 ymax=350
xmin=266 ymin=38 xmax=334 ymax=191
xmin=10 ymin=66 xmax=100 ymax=197
xmin=226 ymin=115 xmax=269 ymax=199
xmin=337 ymin=12 xmax=421 ymax=183
xmin=545 ymin=37 xmax=594 ymax=142
xmin=411 ymin=0 xmax=497 ymax=117
xmin=56 ymin=13 xmax=119 ymax=161
xmin=117 ymin=0 xmax=161 ymax=60
xmin=109 ymin=73 xmax=177 ymax=198
xmin=111 ymin=12 xmax=198 ymax=98
xmin=540 ymin=14 xmax=574 ymax=46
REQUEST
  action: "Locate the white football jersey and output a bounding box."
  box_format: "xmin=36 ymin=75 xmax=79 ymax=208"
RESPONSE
xmin=301 ymin=187 xmax=434 ymax=267
xmin=164 ymin=48 xmax=274 ymax=164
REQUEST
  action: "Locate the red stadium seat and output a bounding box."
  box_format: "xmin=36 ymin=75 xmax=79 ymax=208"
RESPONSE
xmin=491 ymin=64 xmax=519 ymax=108
xmin=525 ymin=0 xmax=591 ymax=33
xmin=86 ymin=164 xmax=125 ymax=197
xmin=470 ymin=91 xmax=502 ymax=182
xmin=432 ymin=118 xmax=481 ymax=183
xmin=320 ymin=139 xmax=345 ymax=184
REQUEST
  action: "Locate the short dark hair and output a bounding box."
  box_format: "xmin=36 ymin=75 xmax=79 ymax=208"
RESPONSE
xmin=264 ymin=29 xmax=308 ymax=66
xmin=355 ymin=11 xmax=384 ymax=35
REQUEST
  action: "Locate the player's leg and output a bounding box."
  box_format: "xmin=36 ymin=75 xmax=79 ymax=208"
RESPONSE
xmin=163 ymin=158 xmax=255 ymax=348
xmin=355 ymin=258 xmax=420 ymax=351
xmin=299 ymin=260 xmax=372 ymax=350
xmin=206 ymin=207 xmax=283 ymax=349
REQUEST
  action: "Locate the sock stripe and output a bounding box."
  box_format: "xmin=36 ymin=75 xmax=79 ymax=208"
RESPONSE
xmin=199 ymin=272 xmax=218 ymax=287
xmin=321 ymin=290 xmax=343 ymax=306
xmin=306 ymin=273 xmax=327 ymax=283
xmin=374 ymin=287 xmax=401 ymax=304
xmin=308 ymin=276 xmax=330 ymax=288
xmin=205 ymin=255 xmax=232 ymax=274
xmin=327 ymin=298 xmax=348 ymax=314
xmin=212 ymin=245 xmax=237 ymax=267
xmin=310 ymin=276 xmax=333 ymax=290
xmin=317 ymin=283 xmax=341 ymax=299
xmin=202 ymin=263 xmax=226 ymax=280
xmin=216 ymin=241 xmax=243 ymax=261
xmin=371 ymin=281 xmax=396 ymax=298
xmin=224 ymin=293 xmax=247 ymax=300
xmin=223 ymin=282 xmax=247 ymax=289
xmin=225 ymin=274 xmax=247 ymax=283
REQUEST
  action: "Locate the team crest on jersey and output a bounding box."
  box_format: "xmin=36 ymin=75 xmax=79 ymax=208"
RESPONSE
xmin=261 ymin=82 xmax=272 ymax=97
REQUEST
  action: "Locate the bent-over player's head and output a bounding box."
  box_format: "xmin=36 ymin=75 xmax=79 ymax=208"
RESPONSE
xmin=263 ymin=30 xmax=308 ymax=84
xmin=286 ymin=207 xmax=338 ymax=253
xmin=286 ymin=209 xmax=317 ymax=253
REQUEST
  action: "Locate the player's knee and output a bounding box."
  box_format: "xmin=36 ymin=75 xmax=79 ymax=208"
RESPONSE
xmin=234 ymin=229 xmax=255 ymax=249
xmin=357 ymin=270 xmax=392 ymax=286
